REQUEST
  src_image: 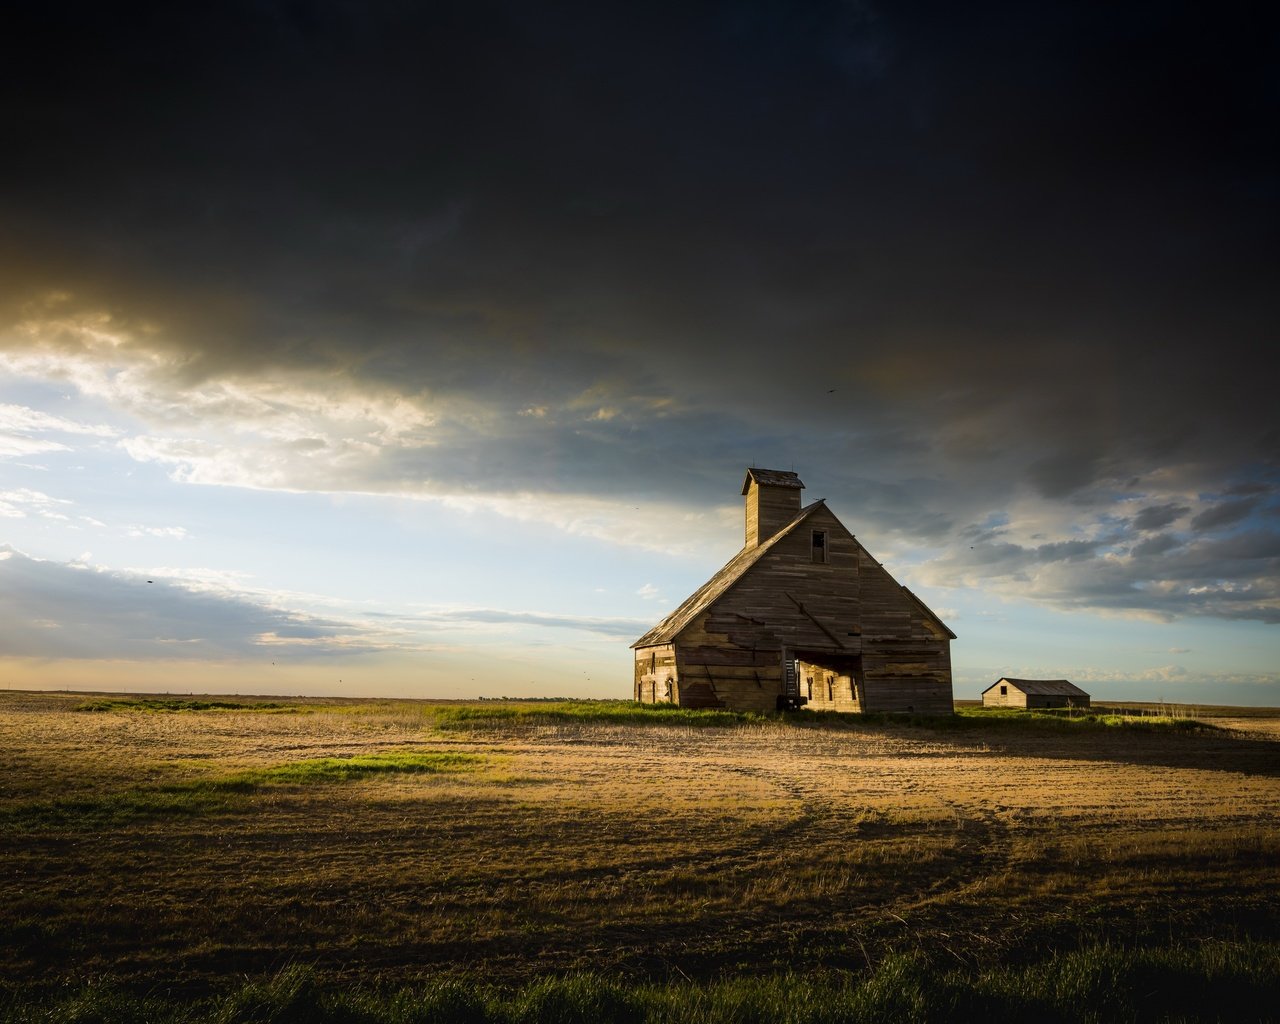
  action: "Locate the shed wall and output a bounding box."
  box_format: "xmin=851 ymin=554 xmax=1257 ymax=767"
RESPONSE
xmin=982 ymin=683 xmax=1027 ymax=708
xmin=1026 ymin=693 xmax=1091 ymax=709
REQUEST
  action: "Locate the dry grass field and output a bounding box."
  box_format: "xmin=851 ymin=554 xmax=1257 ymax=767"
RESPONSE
xmin=2 ymin=691 xmax=1279 ymax=1021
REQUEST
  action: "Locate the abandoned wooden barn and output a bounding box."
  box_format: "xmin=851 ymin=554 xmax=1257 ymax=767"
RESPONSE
xmin=632 ymin=468 xmax=955 ymax=714
xmin=981 ymin=677 xmax=1091 ymax=709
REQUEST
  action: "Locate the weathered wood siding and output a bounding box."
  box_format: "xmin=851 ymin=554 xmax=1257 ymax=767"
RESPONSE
xmin=1026 ymin=693 xmax=1090 ymax=709
xmin=856 ymin=546 xmax=953 ymax=714
xmin=634 ymin=644 xmax=677 ymax=704
xmin=745 ymin=480 xmax=802 ymax=547
xmin=671 ymin=613 xmax=782 ymax=710
xmin=669 ymin=504 xmax=954 ymax=714
xmin=982 ymin=682 xmax=1023 ymax=707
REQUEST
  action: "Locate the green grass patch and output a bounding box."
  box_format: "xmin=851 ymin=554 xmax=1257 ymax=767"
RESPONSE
xmin=220 ymin=751 xmax=482 ymax=787
xmin=434 ymin=700 xmax=771 ymax=730
xmin=0 ymin=752 xmax=483 ymax=831
xmin=953 ymin=706 xmax=1217 ymax=732
xmin=4 ymin=940 xmax=1277 ymax=1022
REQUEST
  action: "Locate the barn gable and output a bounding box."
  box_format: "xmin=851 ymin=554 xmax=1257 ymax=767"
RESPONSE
xmin=632 ymin=498 xmax=827 ymax=649
xmin=633 ymin=469 xmax=955 ymax=714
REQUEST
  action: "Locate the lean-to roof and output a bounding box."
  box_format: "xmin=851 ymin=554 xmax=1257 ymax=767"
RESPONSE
xmin=631 ymin=499 xmax=825 ymax=648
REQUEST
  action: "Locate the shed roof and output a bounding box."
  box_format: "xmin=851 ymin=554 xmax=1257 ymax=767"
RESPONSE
xmin=982 ymin=678 xmax=1090 ymax=697
xmin=741 ymin=468 xmax=805 ymax=493
xmin=632 ymin=499 xmax=825 ymax=648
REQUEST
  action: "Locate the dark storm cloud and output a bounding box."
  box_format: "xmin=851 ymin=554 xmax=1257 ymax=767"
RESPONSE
xmin=1130 ymin=533 xmax=1182 ymax=559
xmin=1190 ymin=497 xmax=1261 ymax=532
xmin=1132 ymin=504 xmax=1191 ymax=532
xmin=2 ymin=1 xmax=1277 ymax=618
xmin=926 ymin=520 xmax=1280 ymax=623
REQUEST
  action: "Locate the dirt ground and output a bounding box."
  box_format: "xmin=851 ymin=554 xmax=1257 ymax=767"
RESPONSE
xmin=2 ymin=691 xmax=1278 ymax=991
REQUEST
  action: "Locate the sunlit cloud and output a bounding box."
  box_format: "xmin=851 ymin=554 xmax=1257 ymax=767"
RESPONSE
xmin=126 ymin=525 xmax=188 ymax=539
xmin=0 ymin=398 xmax=115 ymax=459
xmin=0 ymin=434 xmax=71 ymax=458
xmin=0 ymin=487 xmax=73 ymax=519
xmin=0 ymin=401 xmax=119 ymax=437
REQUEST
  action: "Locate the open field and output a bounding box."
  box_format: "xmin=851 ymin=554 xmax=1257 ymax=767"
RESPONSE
xmin=2 ymin=691 xmax=1279 ymax=1021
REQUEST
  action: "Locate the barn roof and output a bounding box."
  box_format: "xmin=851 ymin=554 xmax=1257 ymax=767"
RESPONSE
xmin=901 ymin=587 xmax=959 ymax=640
xmin=741 ymin=468 xmax=805 ymax=493
xmin=631 ymin=499 xmax=825 ymax=648
xmin=982 ymin=678 xmax=1090 ymax=697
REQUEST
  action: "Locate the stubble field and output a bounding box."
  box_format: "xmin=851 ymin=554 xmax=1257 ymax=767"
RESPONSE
xmin=2 ymin=691 xmax=1279 ymax=1021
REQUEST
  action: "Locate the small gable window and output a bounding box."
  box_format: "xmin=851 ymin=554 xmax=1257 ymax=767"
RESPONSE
xmin=999 ymin=685 xmax=1007 ymax=696
xmin=811 ymin=529 xmax=828 ymax=563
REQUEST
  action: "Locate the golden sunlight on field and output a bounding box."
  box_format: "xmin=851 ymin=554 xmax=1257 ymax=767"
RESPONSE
xmin=2 ymin=692 xmax=1278 ymax=993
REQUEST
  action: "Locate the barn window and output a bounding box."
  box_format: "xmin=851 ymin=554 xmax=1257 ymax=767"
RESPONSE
xmin=811 ymin=530 xmax=828 ymax=563
xmin=1000 ymin=685 xmax=1007 ymax=696
xmin=806 ymin=677 xmax=813 ymax=699
xmin=826 ymin=677 xmax=833 ymax=701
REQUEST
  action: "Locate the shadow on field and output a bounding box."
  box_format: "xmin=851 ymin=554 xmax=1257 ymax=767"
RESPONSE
xmin=946 ymin=725 xmax=1280 ymax=779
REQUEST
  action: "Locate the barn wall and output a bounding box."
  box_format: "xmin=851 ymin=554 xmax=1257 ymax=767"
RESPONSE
xmin=856 ymin=545 xmax=953 ymax=714
xmin=861 ymin=677 xmax=952 ymax=714
xmin=663 ymin=505 xmax=954 ymax=714
xmin=673 ymin=618 xmax=783 ymax=710
xmin=634 ymin=644 xmax=677 ymax=704
xmin=711 ymin=504 xmax=864 ymax=653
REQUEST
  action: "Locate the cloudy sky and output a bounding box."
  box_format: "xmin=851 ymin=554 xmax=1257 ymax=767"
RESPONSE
xmin=1 ymin=1 xmax=1276 ymax=702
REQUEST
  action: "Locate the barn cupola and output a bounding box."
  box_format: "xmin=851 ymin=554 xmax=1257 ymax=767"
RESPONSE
xmin=742 ymin=468 xmax=805 ymax=547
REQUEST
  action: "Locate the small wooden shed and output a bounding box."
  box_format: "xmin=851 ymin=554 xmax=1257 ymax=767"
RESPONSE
xmin=631 ymin=467 xmax=955 ymax=715
xmin=981 ymin=677 xmax=1090 ymax=709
